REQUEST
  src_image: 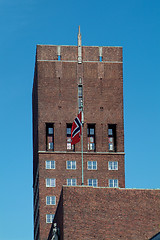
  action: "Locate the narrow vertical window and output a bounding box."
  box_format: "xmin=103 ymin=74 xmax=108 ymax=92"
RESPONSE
xmin=78 ymin=84 xmax=83 ymax=111
xmin=99 ymin=56 xmax=102 ymax=62
xmin=46 ymin=123 xmax=54 ymax=151
xmin=87 ymin=124 xmax=95 ymax=151
xmin=66 ymin=124 xmax=74 ymax=150
xmin=99 ymin=47 xmax=102 ymax=62
xmin=57 ymin=46 xmax=61 ymax=61
xmin=108 ymin=124 xmax=117 ymax=152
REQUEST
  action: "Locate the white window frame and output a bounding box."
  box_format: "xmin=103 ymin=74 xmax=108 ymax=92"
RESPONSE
xmin=108 ymin=161 xmax=118 ymax=170
xmin=87 ymin=161 xmax=97 ymax=170
xmin=46 ymin=178 xmax=56 ymax=187
xmin=45 ymin=160 xmax=55 ymax=169
xmin=109 ymin=179 xmax=118 ymax=188
xmin=67 ymin=178 xmax=77 ymax=186
xmin=46 ymin=196 xmax=56 ymax=205
xmin=46 ymin=214 xmax=54 ymax=223
xmin=66 ymin=161 xmax=76 ymax=170
xmin=88 ymin=179 xmax=98 ymax=187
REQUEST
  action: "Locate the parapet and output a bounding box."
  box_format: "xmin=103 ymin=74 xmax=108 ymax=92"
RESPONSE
xmin=36 ymin=45 xmax=122 ymax=62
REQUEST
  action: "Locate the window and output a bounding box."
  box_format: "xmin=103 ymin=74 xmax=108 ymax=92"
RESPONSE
xmin=66 ymin=124 xmax=74 ymax=150
xmin=108 ymin=161 xmax=118 ymax=170
xmin=46 ymin=214 xmax=54 ymax=223
xmin=67 ymin=161 xmax=76 ymax=170
xmin=87 ymin=161 xmax=97 ymax=170
xmin=78 ymin=84 xmax=83 ymax=110
xmin=88 ymin=179 xmax=98 ymax=187
xmin=46 ymin=178 xmax=56 ymax=187
xmin=67 ymin=178 xmax=77 ymax=186
xmin=87 ymin=124 xmax=95 ymax=151
xmin=46 ymin=123 xmax=54 ymax=151
xmin=108 ymin=124 xmax=117 ymax=152
xmin=45 ymin=161 xmax=55 ymax=169
xmin=109 ymin=179 xmax=118 ymax=188
xmin=46 ymin=196 xmax=56 ymax=205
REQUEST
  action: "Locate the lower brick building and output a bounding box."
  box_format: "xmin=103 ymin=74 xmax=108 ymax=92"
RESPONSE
xmin=48 ymin=186 xmax=160 ymax=240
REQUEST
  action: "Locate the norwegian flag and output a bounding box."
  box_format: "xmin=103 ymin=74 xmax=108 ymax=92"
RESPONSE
xmin=71 ymin=112 xmax=82 ymax=145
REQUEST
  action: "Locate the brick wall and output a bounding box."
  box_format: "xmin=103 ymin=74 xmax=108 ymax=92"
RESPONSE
xmin=51 ymin=186 xmax=160 ymax=240
xmin=33 ymin=44 xmax=125 ymax=240
xmin=36 ymin=48 xmax=124 ymax=153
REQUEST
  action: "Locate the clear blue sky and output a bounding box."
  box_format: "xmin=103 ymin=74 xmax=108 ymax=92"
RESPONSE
xmin=0 ymin=0 xmax=160 ymax=239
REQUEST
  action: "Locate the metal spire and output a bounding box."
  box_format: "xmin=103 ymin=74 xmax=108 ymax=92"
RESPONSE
xmin=78 ymin=26 xmax=82 ymax=63
xmin=78 ymin=26 xmax=81 ymax=46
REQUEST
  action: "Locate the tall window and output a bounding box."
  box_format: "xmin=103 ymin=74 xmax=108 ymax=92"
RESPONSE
xmin=46 ymin=178 xmax=56 ymax=187
xmin=45 ymin=160 xmax=55 ymax=169
xmin=66 ymin=124 xmax=74 ymax=150
xmin=108 ymin=161 xmax=118 ymax=170
xmin=87 ymin=124 xmax=95 ymax=151
xmin=88 ymin=179 xmax=98 ymax=187
xmin=46 ymin=196 xmax=56 ymax=205
xmin=46 ymin=123 xmax=54 ymax=151
xmin=46 ymin=214 xmax=54 ymax=223
xmin=87 ymin=161 xmax=97 ymax=170
xmin=67 ymin=178 xmax=77 ymax=186
xmin=67 ymin=161 xmax=76 ymax=170
xmin=78 ymin=84 xmax=83 ymax=111
xmin=109 ymin=179 xmax=118 ymax=188
xmin=108 ymin=124 xmax=117 ymax=152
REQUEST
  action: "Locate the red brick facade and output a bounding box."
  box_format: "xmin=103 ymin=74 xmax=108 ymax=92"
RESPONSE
xmin=33 ymin=42 xmax=125 ymax=239
xmin=48 ymin=186 xmax=160 ymax=240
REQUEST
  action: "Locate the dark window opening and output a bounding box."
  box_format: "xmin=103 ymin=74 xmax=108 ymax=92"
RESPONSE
xmin=87 ymin=124 xmax=96 ymax=151
xmin=108 ymin=124 xmax=117 ymax=152
xmin=66 ymin=124 xmax=75 ymax=151
xmin=46 ymin=123 xmax=54 ymax=151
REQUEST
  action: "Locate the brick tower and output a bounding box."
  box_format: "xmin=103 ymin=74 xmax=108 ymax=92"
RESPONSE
xmin=32 ymin=27 xmax=125 ymax=240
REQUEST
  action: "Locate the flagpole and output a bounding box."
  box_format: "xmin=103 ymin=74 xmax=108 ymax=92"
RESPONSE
xmin=81 ymin=103 xmax=84 ymax=185
xmin=78 ymin=26 xmax=84 ymax=185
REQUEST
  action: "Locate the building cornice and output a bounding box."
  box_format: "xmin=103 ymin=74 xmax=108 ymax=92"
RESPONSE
xmin=38 ymin=151 xmax=125 ymax=155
